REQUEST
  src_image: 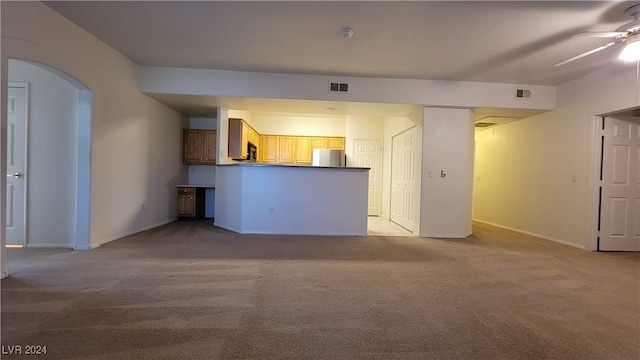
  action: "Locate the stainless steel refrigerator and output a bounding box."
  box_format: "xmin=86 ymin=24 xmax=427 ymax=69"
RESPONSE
xmin=312 ymin=149 xmax=345 ymax=167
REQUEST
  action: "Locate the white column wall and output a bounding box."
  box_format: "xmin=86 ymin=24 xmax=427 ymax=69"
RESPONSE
xmin=421 ymin=108 xmax=475 ymax=238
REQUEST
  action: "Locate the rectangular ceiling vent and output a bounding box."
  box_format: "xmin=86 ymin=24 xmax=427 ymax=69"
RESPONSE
xmin=475 ymin=122 xmax=497 ymax=128
xmin=329 ymin=82 xmax=349 ymax=93
xmin=515 ymin=88 xmax=532 ymax=99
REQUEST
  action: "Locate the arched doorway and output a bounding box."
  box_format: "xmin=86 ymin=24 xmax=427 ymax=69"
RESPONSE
xmin=6 ymin=59 xmax=92 ymax=252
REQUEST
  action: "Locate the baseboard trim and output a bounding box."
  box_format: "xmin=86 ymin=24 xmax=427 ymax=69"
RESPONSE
xmin=419 ymin=231 xmax=472 ymax=239
xmin=96 ymin=219 xmax=177 ymax=247
xmin=26 ymin=243 xmax=74 ymax=249
xmin=74 ymin=243 xmax=100 ymax=251
xmin=472 ymin=218 xmax=584 ymax=249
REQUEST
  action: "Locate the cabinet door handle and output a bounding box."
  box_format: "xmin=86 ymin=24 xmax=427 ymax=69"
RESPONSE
xmin=190 ymin=197 xmax=193 ymax=200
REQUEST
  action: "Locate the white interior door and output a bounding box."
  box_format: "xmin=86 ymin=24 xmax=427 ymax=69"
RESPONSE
xmin=354 ymin=139 xmax=382 ymax=216
xmin=390 ymin=127 xmax=416 ymax=231
xmin=599 ymin=116 xmax=640 ymax=251
xmin=6 ymin=84 xmax=28 ymax=246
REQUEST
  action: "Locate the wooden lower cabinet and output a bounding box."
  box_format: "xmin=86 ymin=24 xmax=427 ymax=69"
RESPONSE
xmin=177 ymin=187 xmax=205 ymax=219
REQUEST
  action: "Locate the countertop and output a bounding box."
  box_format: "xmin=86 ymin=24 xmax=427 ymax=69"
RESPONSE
xmin=176 ymin=184 xmax=216 ymax=188
xmin=216 ymin=163 xmax=370 ymax=170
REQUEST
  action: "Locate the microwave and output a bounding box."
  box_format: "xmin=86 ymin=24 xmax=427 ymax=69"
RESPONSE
xmin=247 ymin=142 xmax=257 ymax=162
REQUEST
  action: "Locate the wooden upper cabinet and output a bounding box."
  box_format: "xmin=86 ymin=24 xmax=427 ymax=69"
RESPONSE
xmin=203 ymin=131 xmax=217 ymax=163
xmin=259 ymin=135 xmax=345 ymax=164
xmin=311 ymin=137 xmax=328 ymax=150
xmin=184 ymin=129 xmax=216 ymax=165
xmin=311 ymin=137 xmax=344 ymax=150
xmin=229 ymin=118 xmax=253 ymax=160
xmin=261 ymin=135 xmax=279 ymax=163
xmin=278 ymin=136 xmax=296 ymax=163
xmin=241 ymin=123 xmax=249 ymax=154
xmin=184 ymin=130 xmax=203 ymax=163
xmin=327 ymin=137 xmax=345 ymax=150
xmin=248 ymin=127 xmax=259 ymax=146
xmin=295 ymin=137 xmax=313 ymax=164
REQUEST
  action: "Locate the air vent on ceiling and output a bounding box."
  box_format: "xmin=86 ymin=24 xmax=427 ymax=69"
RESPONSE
xmin=475 ymin=122 xmax=497 ymax=128
xmin=515 ymin=88 xmax=532 ymax=99
xmin=329 ymin=82 xmax=349 ymax=93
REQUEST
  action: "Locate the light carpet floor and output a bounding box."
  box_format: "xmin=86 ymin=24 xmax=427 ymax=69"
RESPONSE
xmin=1 ymin=220 xmax=639 ymax=359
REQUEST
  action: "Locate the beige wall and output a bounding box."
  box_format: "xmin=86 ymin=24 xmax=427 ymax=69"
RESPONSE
xmin=1 ymin=2 xmax=186 ymax=253
xmin=474 ymin=65 xmax=638 ymax=249
xmin=246 ymin=114 xmax=346 ymax=137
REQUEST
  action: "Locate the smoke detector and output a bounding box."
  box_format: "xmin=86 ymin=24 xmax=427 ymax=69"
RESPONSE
xmin=341 ymin=27 xmax=354 ymax=38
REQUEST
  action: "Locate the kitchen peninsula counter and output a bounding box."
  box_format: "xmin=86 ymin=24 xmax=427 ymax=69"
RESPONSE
xmin=215 ymin=163 xmax=370 ymax=170
xmin=214 ymin=163 xmax=370 ymax=236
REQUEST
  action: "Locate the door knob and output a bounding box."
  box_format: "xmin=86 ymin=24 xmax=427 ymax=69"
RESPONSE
xmin=6 ymin=172 xmax=22 ymax=179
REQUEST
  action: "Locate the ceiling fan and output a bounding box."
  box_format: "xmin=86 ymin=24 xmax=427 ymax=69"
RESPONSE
xmin=554 ymin=4 xmax=640 ymax=67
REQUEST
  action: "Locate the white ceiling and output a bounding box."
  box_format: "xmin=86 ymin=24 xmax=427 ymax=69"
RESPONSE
xmin=44 ymin=1 xmax=640 ymax=122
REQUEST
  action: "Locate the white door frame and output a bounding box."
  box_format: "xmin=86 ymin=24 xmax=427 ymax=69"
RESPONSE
xmin=587 ymin=112 xmax=640 ymax=251
xmin=586 ymin=115 xmax=602 ymax=251
xmin=5 ymin=60 xmax=93 ymax=252
xmin=6 ymin=82 xmax=28 ymax=247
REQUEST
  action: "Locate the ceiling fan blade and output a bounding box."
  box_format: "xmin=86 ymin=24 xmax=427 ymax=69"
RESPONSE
xmin=616 ymin=18 xmax=640 ymax=32
xmin=553 ymin=41 xmax=617 ymax=67
xmin=572 ymin=31 xmax=627 ymax=38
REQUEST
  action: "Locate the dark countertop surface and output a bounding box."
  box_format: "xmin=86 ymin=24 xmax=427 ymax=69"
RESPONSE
xmin=176 ymin=184 xmax=216 ymax=188
xmin=216 ymin=163 xmax=370 ymax=170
